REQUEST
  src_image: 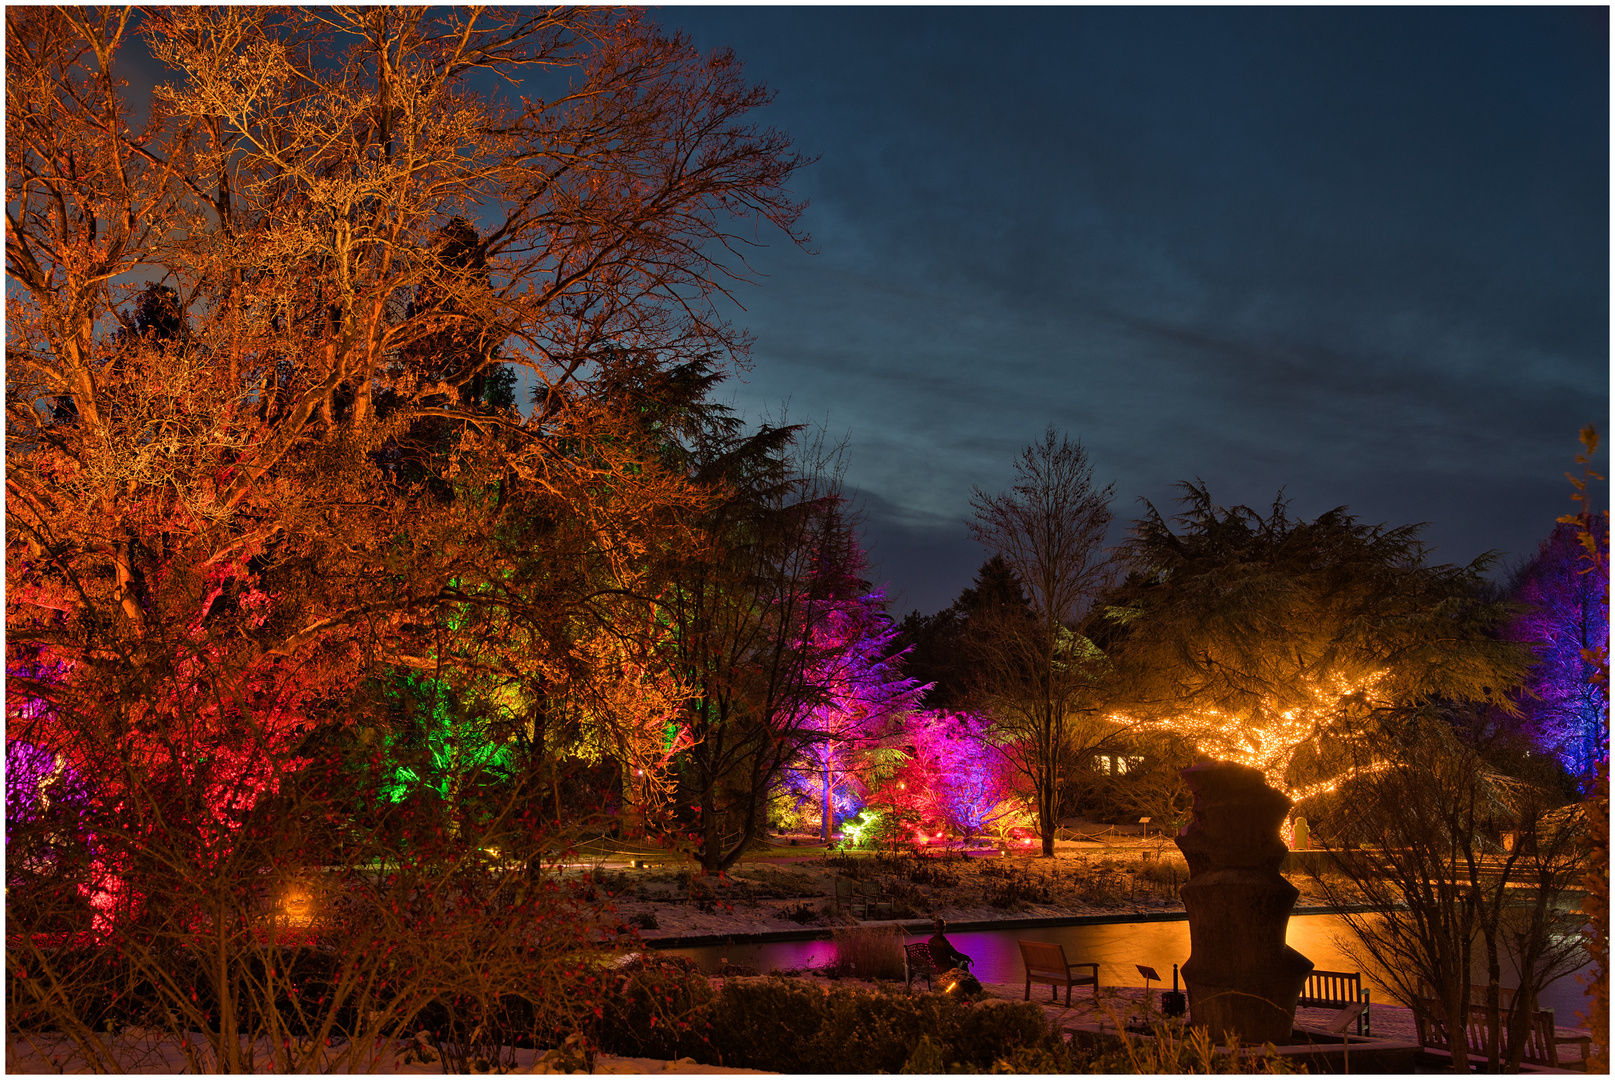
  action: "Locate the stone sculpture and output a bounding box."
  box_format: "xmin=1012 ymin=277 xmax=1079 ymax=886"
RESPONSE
xmin=1174 ymin=761 xmax=1313 ymax=1043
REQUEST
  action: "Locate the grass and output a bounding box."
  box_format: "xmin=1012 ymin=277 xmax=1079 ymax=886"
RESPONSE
xmin=828 ymin=923 xmax=906 ymax=980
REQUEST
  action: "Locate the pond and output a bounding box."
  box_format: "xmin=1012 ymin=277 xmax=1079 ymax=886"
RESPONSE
xmin=655 ymin=913 xmax=1595 ymax=1021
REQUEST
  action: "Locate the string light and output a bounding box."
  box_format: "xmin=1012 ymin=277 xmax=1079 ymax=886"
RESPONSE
xmin=1117 ymin=669 xmax=1391 ymax=803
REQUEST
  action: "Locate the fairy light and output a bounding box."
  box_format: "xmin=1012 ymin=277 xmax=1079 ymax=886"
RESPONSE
xmin=280 ymin=884 xmax=314 ymax=927
xmin=1120 ymin=669 xmax=1391 ymax=803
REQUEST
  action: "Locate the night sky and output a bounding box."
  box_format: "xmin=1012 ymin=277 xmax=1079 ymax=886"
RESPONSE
xmin=662 ymin=6 xmax=1610 ymax=616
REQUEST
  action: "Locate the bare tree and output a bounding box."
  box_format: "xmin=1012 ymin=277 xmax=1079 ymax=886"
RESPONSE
xmin=1306 ymin=714 xmax=1588 ymax=1073
xmin=968 ymin=427 xmax=1119 ymax=857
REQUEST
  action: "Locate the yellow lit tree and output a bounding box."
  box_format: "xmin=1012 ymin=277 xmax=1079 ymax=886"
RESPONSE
xmin=1105 ymin=483 xmax=1531 ymax=806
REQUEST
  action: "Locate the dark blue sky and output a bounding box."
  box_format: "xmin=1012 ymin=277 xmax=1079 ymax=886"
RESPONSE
xmin=663 ymin=6 xmax=1609 ymax=615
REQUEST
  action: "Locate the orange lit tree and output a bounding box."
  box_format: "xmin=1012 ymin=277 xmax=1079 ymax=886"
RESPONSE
xmin=1107 ymin=483 xmax=1530 ymax=805
xmin=6 ymin=4 xmax=808 ymax=921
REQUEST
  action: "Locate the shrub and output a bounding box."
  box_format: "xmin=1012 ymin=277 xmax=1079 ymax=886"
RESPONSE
xmin=702 ymin=978 xmax=1066 ymax=1073
xmin=705 ymin=977 xmax=835 ymax=1069
xmin=1076 ymin=1018 xmax=1301 ymax=1074
xmin=6 ymin=753 xmax=623 ymax=1074
xmin=952 ymin=998 xmax=1053 ymax=1063
xmin=802 ymin=987 xmax=948 ymax=1072
xmin=594 ymin=955 xmax=715 ymax=1061
xmin=773 ymin=900 xmax=821 ymax=924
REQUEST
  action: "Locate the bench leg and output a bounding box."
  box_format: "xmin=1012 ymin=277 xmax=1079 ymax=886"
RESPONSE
xmin=1065 ymin=983 xmax=1072 ymax=1008
xmin=1024 ymin=978 xmax=1031 ymax=1002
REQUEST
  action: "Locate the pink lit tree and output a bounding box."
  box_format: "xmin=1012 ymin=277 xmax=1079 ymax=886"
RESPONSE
xmin=873 ymin=710 xmax=1020 ymax=843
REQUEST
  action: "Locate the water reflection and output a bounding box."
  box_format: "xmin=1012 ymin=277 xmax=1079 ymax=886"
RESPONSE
xmin=657 ymin=913 xmax=1593 ymax=1020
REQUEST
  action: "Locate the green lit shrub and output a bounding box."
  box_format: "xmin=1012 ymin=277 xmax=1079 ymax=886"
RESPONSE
xmin=842 ymin=808 xmax=881 ymax=848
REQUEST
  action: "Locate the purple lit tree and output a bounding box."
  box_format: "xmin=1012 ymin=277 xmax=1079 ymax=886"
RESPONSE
xmin=1508 ymin=517 xmax=1610 ymax=784
xmin=788 ymin=589 xmax=923 ymax=841
xmin=5 ymin=739 xmax=89 ymax=844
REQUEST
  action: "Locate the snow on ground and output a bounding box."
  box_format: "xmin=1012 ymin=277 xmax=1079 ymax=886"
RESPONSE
xmin=8 ymin=981 xmax=1591 ymax=1073
xmin=601 ymin=839 xmax=1216 ymax=943
xmin=5 ymin=1032 xmax=768 ymax=1074
xmin=15 ymin=840 xmax=1588 ymax=1073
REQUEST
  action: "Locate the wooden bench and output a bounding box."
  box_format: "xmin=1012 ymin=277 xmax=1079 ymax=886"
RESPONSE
xmin=1522 ymin=1009 xmax=1590 ymax=1072
xmin=1413 ymin=995 xmax=1453 ymax=1056
xmin=833 ymin=876 xmax=867 ymax=918
xmin=1414 ymin=985 xmax=1519 ymax=1053
xmin=905 ymin=941 xmax=939 ymax=991
xmin=1017 ymin=939 xmax=1099 ymax=1007
xmin=857 ymin=879 xmax=894 ymax=917
xmin=1297 ymin=969 xmax=1368 ymax=1035
xmin=1416 ymin=997 xmax=1499 ymax=1067
xmin=1416 ymin=996 xmax=1589 ymax=1072
xmin=1419 ymin=981 xmax=1517 ymax=1013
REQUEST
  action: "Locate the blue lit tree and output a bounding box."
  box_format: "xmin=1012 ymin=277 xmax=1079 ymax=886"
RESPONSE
xmin=1507 ymin=517 xmax=1610 ymax=785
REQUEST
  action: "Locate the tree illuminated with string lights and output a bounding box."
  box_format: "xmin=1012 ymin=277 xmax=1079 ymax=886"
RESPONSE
xmin=1105 ymin=484 xmax=1532 ymax=806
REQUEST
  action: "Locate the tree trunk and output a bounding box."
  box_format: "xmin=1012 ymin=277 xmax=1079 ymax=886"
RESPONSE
xmin=1481 ymin=923 xmax=1504 ymax=1071
xmin=820 ymin=759 xmax=833 ymax=843
xmin=1448 ymin=975 xmax=1473 ymax=1073
xmin=1041 ymin=707 xmax=1058 ymax=856
xmin=715 ymin=780 xmax=763 ymax=875
xmin=700 ymin=787 xmax=721 ymax=876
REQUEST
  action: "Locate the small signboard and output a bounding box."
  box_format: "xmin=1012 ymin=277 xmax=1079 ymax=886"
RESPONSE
xmin=1325 ymin=1000 xmax=1367 ymax=1035
xmin=1135 ymin=964 xmax=1162 ymax=983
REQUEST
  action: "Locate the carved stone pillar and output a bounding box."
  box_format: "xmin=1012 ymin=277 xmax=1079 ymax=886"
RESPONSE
xmin=1175 ymin=761 xmax=1313 ymax=1043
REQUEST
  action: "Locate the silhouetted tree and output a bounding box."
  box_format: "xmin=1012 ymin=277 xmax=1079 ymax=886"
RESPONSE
xmin=968 ymin=428 xmax=1120 ymax=856
xmin=895 ymin=555 xmax=1029 ymax=709
xmin=651 ymin=423 xmax=872 ymax=873
xmin=1306 ymin=711 xmax=1588 ymax=1073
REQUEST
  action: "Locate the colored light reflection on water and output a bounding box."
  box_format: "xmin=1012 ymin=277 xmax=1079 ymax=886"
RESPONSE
xmin=657 ymin=913 xmax=1594 ymax=1020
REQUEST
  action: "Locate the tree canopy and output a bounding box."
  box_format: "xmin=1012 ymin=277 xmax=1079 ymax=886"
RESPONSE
xmin=1106 ymin=482 xmax=1531 ymax=801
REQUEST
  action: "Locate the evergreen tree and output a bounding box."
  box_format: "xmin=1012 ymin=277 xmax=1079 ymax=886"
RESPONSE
xmin=1507 ymin=518 xmax=1611 ymax=785
xmin=1108 ymin=482 xmax=1532 ymax=802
